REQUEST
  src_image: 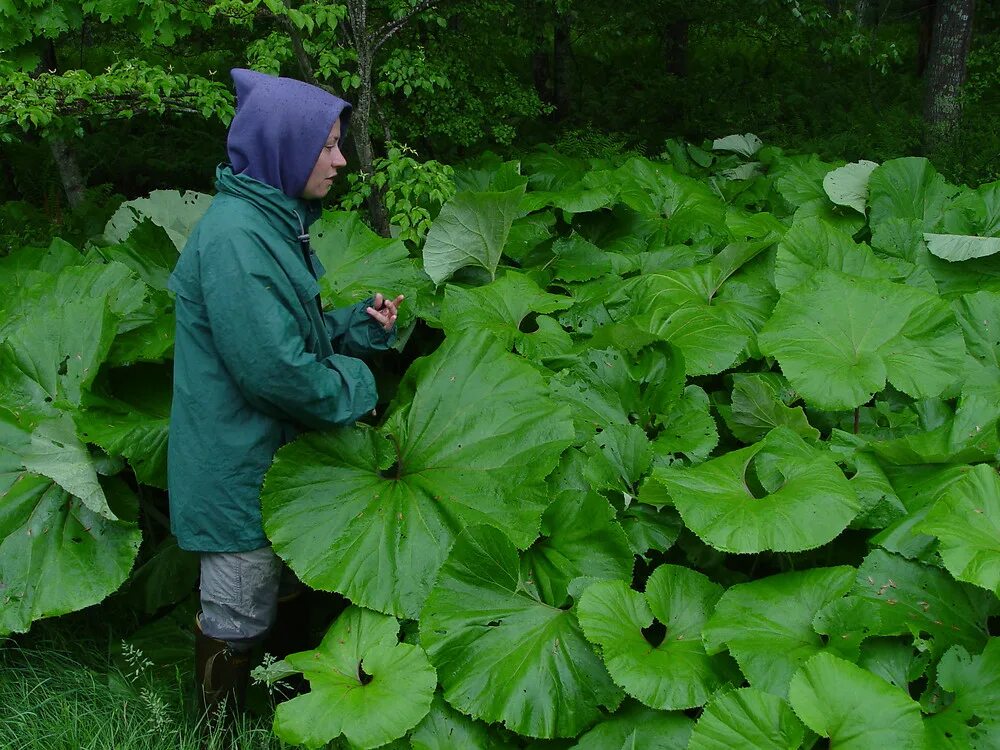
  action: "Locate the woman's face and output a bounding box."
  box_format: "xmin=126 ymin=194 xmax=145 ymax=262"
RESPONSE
xmin=301 ymin=119 xmax=348 ymax=199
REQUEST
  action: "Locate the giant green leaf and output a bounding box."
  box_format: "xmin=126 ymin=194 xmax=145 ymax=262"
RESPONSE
xmin=409 ymin=693 xmax=496 ymax=750
xmin=76 ymin=363 xmax=171 ymax=490
xmin=311 ymin=210 xmax=433 ymax=323
xmin=688 ymin=687 xmax=807 ymax=750
xmin=420 ymin=525 xmax=621 ymax=739
xmin=439 ymin=272 xmax=572 ymax=360
xmin=702 ymin=567 xmax=856 ymax=698
xmin=611 ymin=256 xmax=775 ymax=376
xmin=0 ymin=409 xmax=140 ymax=635
xmin=823 ymin=159 xmax=878 ymax=215
xmin=103 ymin=189 xmax=212 ymax=251
xmin=90 ymin=219 xmax=178 ymax=291
xmin=611 ymin=158 xmax=728 ymax=244
xmin=758 ymin=269 xmax=966 ymax=410
xmin=654 ymin=427 xmax=860 ymax=553
xmin=273 ymin=606 xmax=436 ymax=749
xmin=788 ymin=652 xmax=927 ymax=749
xmin=925 ymin=233 xmax=1000 ymax=262
xmin=868 ymin=157 xmax=956 ymax=232
xmin=850 ymin=550 xmax=993 ymax=657
xmin=550 ymin=344 xmax=684 ymax=439
xmin=651 ymin=385 xmax=719 ymax=464
xmin=719 ymin=373 xmax=819 ymax=444
xmin=262 ymin=333 xmax=574 ymax=618
xmin=577 ymin=565 xmax=738 ymax=711
xmin=918 ymin=464 xmax=1000 ymax=596
xmin=774 ymin=216 xmax=895 ymax=292
xmin=572 ymin=701 xmax=693 ymax=749
xmin=925 ymin=640 xmax=1000 ymax=749
xmin=712 ymin=133 xmax=763 ymax=159
xmin=423 ymin=185 xmax=526 ymax=284
xmin=520 ymin=490 xmax=633 ymax=608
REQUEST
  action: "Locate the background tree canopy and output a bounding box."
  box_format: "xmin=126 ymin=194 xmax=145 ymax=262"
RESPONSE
xmin=1 ymin=0 xmax=998 ymax=242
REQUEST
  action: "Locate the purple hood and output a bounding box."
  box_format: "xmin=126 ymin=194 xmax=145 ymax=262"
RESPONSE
xmin=226 ymin=68 xmax=352 ymax=198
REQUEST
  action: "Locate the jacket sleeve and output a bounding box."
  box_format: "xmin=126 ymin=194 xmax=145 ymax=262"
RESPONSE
xmin=324 ymin=298 xmax=397 ymax=357
xmin=202 ymin=237 xmax=377 ymax=430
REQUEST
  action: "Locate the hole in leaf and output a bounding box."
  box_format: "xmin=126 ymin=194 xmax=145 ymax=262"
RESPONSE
xmin=742 ymin=457 xmax=769 ymax=500
xmin=71 ymin=537 xmax=82 ymax=544
xmin=969 ymin=715 xmax=983 ymax=728
xmin=588 ymin=361 xmax=598 ymax=371
xmin=486 ymin=620 xmax=502 ymax=627
xmin=57 ymin=356 xmax=69 ymax=376
xmin=987 ymin=615 xmax=999 ymax=636
xmin=357 ymin=659 xmax=373 ymax=686
xmin=518 ymin=313 xmax=540 ymax=334
xmin=379 ymin=462 xmax=401 ymax=480
xmin=641 ymin=618 xmax=666 ymax=648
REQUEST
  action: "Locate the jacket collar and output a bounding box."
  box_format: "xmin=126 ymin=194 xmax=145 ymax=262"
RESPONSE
xmin=215 ymin=164 xmax=322 ymax=240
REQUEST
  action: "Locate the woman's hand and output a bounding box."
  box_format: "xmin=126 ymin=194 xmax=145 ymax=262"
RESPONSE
xmin=366 ymin=293 xmax=405 ymax=331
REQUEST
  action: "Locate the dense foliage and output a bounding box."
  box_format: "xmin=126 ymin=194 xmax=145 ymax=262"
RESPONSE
xmin=2 ymin=134 xmax=998 ymax=747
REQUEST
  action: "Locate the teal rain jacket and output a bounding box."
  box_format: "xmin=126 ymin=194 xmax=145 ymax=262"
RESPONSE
xmin=167 ymin=165 xmax=394 ymax=552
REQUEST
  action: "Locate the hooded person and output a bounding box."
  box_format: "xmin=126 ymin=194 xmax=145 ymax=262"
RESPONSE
xmin=167 ymin=68 xmax=404 ymax=718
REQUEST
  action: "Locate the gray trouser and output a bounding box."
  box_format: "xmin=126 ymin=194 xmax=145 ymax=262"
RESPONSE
xmin=199 ymin=545 xmax=300 ymax=650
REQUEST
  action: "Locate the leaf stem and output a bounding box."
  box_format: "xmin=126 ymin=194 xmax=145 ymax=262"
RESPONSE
xmin=853 ymin=407 xmax=860 ymax=435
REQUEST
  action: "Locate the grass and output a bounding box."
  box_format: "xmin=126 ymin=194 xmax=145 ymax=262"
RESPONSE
xmin=0 ymin=615 xmax=287 ymax=750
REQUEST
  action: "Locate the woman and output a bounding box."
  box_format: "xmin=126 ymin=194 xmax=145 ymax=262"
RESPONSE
xmin=167 ymin=68 xmax=403 ymax=716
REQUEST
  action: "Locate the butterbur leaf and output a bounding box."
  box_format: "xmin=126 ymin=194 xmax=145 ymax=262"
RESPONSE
xmin=409 ymin=693 xmax=495 ymax=750
xmin=76 ymin=364 xmax=171 ymax=490
xmin=654 ymin=427 xmax=860 ymax=553
xmin=263 ymin=333 xmax=574 ymax=618
xmin=0 ymin=409 xmax=140 ymax=635
xmin=917 ymin=464 xmax=1000 ymax=596
xmin=573 ymin=701 xmax=693 ymax=749
xmin=103 ymin=190 xmax=211 ymax=251
xmin=925 ymin=233 xmax=1000 ymax=262
xmin=652 ymin=385 xmax=719 ymax=463
xmin=92 ymin=220 xmax=179 ymax=291
xmin=420 ymin=525 xmax=622 ymax=739
xmin=925 ymin=640 xmax=1000 ymax=749
xmin=688 ymin=687 xmax=807 ymax=750
xmin=858 ymin=639 xmax=929 ymax=693
xmin=577 ymin=565 xmax=739 ymax=711
xmin=619 ymin=504 xmax=683 ymax=557
xmin=423 ymin=185 xmax=526 ymax=284
xmin=851 ymin=550 xmax=993 ymax=657
xmin=702 ymin=567 xmax=856 ymax=698
xmin=823 ymin=160 xmax=878 ymax=215
xmin=273 ymin=606 xmax=436 ymax=750
xmin=551 ymin=234 xmax=614 ymax=282
xmin=774 ymin=216 xmax=895 ymax=293
xmin=721 ymin=373 xmax=819 ymax=444
xmin=712 ymin=133 xmax=763 ymax=158
xmin=758 ymin=268 xmax=966 ymax=410
xmin=788 ymin=652 xmax=927 ymax=749
xmin=311 ymin=211 xmax=432 ymax=323
xmin=867 ymin=157 xmax=956 ymax=232
xmin=520 ymin=490 xmax=634 ymax=608
xmin=439 ymin=272 xmax=572 ymax=359
xmin=582 ymin=422 xmax=653 ymax=495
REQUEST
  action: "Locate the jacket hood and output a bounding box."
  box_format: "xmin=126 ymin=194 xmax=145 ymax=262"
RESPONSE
xmin=226 ymin=68 xmax=352 ymax=198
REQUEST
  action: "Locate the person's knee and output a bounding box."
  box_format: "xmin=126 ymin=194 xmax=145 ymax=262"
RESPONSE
xmin=199 ymin=546 xmax=282 ymax=648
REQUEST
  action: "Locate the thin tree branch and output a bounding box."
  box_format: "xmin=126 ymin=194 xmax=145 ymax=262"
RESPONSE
xmin=373 ymin=0 xmax=440 ymax=54
xmin=282 ymin=0 xmax=317 ymax=83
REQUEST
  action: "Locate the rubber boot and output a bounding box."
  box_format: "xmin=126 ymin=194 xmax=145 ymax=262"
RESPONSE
xmin=195 ymin=614 xmax=251 ymax=723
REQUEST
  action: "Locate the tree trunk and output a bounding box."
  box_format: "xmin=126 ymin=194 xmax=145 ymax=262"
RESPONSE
xmin=923 ymin=0 xmax=975 ymax=151
xmin=47 ymin=137 xmax=86 ymax=209
xmin=347 ymin=0 xmax=391 ymax=237
xmin=854 ymin=0 xmax=871 ymax=27
xmin=36 ymin=42 xmax=86 ymax=209
xmin=553 ymin=10 xmax=572 ymax=120
xmin=662 ymin=19 xmax=690 ymax=77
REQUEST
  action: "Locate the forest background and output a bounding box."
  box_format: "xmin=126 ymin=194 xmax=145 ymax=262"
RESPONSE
xmin=1 ymin=0 xmax=998 ymax=246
